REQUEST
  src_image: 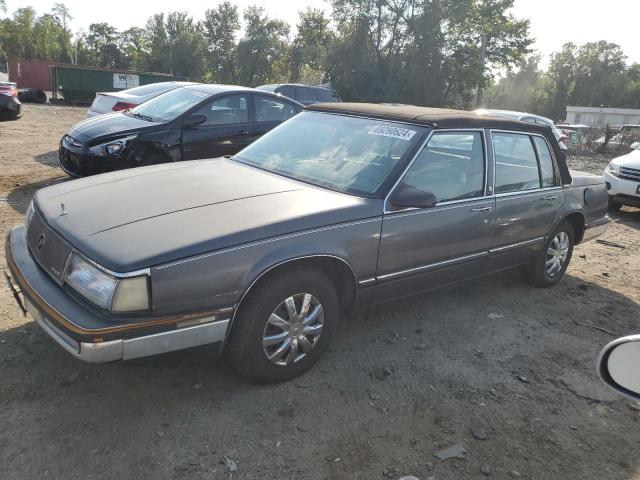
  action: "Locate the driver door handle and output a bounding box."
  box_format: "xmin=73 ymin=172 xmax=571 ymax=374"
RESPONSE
xmin=236 ymin=131 xmax=250 ymax=136
xmin=542 ymin=195 xmax=559 ymax=200
xmin=471 ymin=207 xmax=491 ymax=213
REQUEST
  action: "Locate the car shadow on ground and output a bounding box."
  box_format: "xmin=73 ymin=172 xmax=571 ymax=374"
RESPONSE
xmin=6 ymin=176 xmax=69 ymax=215
xmin=1 ymin=269 xmax=638 ymax=400
xmin=1 ymin=269 xmax=638 ymax=478
xmin=609 ymin=206 xmax=640 ymax=230
xmin=33 ymin=150 xmax=63 ymax=168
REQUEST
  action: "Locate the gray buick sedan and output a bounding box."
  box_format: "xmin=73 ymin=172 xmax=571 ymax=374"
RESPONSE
xmin=6 ymin=103 xmax=610 ymax=383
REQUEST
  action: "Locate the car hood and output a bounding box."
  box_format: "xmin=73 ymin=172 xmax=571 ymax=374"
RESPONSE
xmin=613 ymin=149 xmax=640 ymax=168
xmin=35 ymin=158 xmax=382 ymax=272
xmin=67 ymin=112 xmax=163 ymax=143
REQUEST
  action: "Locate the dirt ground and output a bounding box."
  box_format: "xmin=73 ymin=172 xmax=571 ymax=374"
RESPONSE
xmin=1 ymin=104 xmax=639 ymax=480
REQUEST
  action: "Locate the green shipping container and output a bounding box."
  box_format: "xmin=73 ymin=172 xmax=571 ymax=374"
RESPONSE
xmin=51 ymin=65 xmax=185 ymax=103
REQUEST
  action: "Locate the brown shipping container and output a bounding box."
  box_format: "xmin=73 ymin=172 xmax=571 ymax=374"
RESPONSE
xmin=8 ymin=58 xmax=65 ymax=91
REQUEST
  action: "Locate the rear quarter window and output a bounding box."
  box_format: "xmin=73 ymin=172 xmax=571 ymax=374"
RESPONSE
xmin=532 ymin=136 xmax=557 ymax=187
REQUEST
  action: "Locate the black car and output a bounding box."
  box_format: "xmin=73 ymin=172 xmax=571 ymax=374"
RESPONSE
xmin=256 ymin=83 xmax=341 ymax=106
xmin=59 ymin=84 xmax=303 ymax=177
xmin=0 ymin=83 xmax=22 ymax=120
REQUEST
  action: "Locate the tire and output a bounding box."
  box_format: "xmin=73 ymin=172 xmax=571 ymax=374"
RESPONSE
xmin=608 ymin=197 xmax=622 ymax=211
xmin=225 ymin=267 xmax=340 ymax=383
xmin=524 ymin=220 xmax=575 ymax=287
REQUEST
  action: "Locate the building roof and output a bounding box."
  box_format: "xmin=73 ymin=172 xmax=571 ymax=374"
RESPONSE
xmin=306 ymin=102 xmax=552 ymax=133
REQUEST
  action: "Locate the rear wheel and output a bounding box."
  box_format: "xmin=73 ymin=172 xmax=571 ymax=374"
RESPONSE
xmin=608 ymin=197 xmax=622 ymax=211
xmin=524 ymin=220 xmax=574 ymax=287
xmin=225 ymin=268 xmax=339 ymax=383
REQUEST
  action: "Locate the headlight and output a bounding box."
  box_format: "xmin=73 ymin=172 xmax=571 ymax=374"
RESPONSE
xmin=64 ymin=252 xmax=150 ymax=312
xmin=607 ymin=162 xmax=620 ymax=177
xmin=25 ymin=200 xmax=35 ymax=231
xmin=88 ymin=135 xmax=137 ymax=157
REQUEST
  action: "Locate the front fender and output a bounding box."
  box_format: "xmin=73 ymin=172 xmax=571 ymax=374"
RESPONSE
xmin=150 ymin=218 xmax=382 ymax=316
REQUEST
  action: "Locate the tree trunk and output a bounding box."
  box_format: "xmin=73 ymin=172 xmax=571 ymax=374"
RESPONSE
xmin=475 ymin=33 xmax=487 ymax=108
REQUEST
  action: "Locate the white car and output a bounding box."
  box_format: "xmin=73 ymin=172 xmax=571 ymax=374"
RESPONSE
xmin=475 ymin=109 xmax=568 ymax=150
xmin=87 ymin=81 xmax=196 ymax=117
xmin=604 ymin=141 xmax=640 ymax=210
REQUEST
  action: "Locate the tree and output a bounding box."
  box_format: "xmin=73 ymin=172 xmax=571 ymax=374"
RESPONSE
xmin=289 ymin=8 xmax=333 ymax=84
xmin=121 ymin=27 xmax=148 ymax=71
xmin=533 ymin=43 xmax=577 ymax=121
xmin=483 ymin=55 xmax=541 ymax=111
xmin=203 ymin=2 xmax=240 ymax=83
xmin=441 ymin=0 xmax=532 ymax=107
xmin=236 ymin=6 xmax=290 ymax=86
xmin=1 ymin=0 xmax=6 ymax=14
xmin=80 ymin=23 xmax=128 ymax=69
xmin=569 ymin=41 xmax=627 ymax=108
xmin=52 ymin=3 xmax=72 ymax=31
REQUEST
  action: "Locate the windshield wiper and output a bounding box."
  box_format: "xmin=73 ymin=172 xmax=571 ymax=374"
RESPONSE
xmin=129 ymin=112 xmax=154 ymax=122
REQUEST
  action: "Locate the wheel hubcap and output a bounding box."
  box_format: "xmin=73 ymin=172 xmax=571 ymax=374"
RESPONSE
xmin=545 ymin=231 xmax=570 ymax=276
xmin=262 ymin=293 xmax=324 ymax=366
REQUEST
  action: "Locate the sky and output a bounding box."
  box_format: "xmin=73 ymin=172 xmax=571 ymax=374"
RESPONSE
xmin=3 ymin=0 xmax=640 ymax=65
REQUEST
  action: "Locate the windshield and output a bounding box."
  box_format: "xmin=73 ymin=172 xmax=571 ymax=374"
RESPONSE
xmin=127 ymin=87 xmax=211 ymax=122
xmin=234 ymin=111 xmax=427 ymax=196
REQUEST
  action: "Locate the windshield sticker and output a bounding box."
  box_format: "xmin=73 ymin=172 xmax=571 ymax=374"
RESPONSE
xmin=367 ymin=125 xmax=417 ymax=141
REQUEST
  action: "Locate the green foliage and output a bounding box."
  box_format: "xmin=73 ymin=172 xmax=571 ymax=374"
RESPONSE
xmin=486 ymin=41 xmax=640 ymax=122
xmin=0 ymin=6 xmax=72 ymax=62
xmin=203 ymin=2 xmax=240 ymax=83
xmin=5 ymin=0 xmax=635 ymax=119
xmin=235 ymin=6 xmax=290 ymax=86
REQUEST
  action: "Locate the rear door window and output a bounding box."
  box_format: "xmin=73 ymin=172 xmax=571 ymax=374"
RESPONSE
xmin=400 ymin=131 xmax=485 ymax=203
xmin=532 ymin=136 xmax=557 ymax=187
xmin=493 ymin=132 xmax=541 ymax=194
xmin=195 ymin=94 xmax=249 ymax=126
xmin=254 ymin=95 xmax=298 ymax=123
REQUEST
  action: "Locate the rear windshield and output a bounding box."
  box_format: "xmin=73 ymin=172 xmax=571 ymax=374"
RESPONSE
xmin=127 ymin=87 xmax=211 ymax=122
xmin=234 ymin=111 xmax=427 ymax=196
xmin=124 ymin=82 xmax=176 ymax=96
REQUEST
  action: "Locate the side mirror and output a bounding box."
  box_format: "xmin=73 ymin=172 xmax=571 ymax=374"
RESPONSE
xmin=630 ymin=141 xmax=640 ymax=150
xmin=598 ymin=334 xmax=640 ymax=400
xmin=389 ymin=184 xmax=437 ymax=209
xmin=184 ymin=113 xmax=207 ymax=128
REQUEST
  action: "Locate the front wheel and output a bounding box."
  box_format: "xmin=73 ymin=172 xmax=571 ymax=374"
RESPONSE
xmin=225 ymin=268 xmax=339 ymax=383
xmin=524 ymin=221 xmax=574 ymax=287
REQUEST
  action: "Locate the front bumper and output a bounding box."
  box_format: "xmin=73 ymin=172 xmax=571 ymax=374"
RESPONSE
xmin=604 ymin=170 xmax=640 ymax=206
xmin=59 ymin=145 xmax=132 ymax=177
xmin=0 ymin=95 xmax=22 ymax=119
xmin=6 ymin=225 xmax=232 ymax=363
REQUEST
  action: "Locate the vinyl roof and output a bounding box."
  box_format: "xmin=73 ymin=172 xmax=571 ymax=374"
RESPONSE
xmin=306 ymin=102 xmax=553 ymax=133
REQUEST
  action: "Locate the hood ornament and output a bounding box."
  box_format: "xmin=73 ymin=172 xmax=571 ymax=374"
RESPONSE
xmin=60 ymin=203 xmax=67 ymax=216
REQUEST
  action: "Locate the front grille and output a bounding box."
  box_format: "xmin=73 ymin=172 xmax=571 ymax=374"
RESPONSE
xmin=619 ymin=166 xmax=640 ymax=182
xmin=26 ymin=211 xmax=72 ymax=285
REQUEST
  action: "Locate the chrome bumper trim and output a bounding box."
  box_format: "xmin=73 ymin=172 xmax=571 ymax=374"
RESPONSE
xmin=30 ymin=297 xmax=230 ymax=363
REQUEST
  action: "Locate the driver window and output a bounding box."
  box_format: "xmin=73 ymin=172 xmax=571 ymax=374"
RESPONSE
xmin=400 ymin=131 xmax=485 ymax=203
xmin=196 ymin=94 xmax=248 ymax=126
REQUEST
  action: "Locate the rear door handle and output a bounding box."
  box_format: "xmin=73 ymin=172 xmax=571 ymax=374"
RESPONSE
xmin=542 ymin=195 xmax=559 ymax=200
xmin=236 ymin=131 xmax=250 ymax=136
xmin=471 ymin=207 xmax=491 ymax=212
